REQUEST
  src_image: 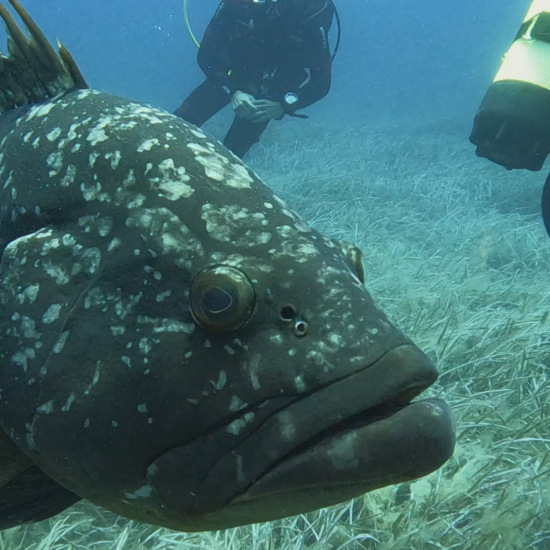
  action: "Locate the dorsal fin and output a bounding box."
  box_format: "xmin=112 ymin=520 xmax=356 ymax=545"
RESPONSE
xmin=0 ymin=0 xmax=88 ymax=114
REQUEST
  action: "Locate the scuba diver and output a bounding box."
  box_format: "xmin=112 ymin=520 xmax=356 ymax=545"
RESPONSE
xmin=469 ymin=1 xmax=550 ymax=237
xmin=175 ymin=0 xmax=340 ymax=159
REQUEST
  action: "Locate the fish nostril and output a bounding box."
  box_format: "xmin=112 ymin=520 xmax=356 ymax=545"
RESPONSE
xmin=280 ymin=306 xmax=296 ymax=322
xmin=294 ymin=320 xmax=309 ymax=338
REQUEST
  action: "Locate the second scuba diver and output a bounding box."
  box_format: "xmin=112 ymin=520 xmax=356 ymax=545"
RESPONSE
xmin=175 ymin=0 xmax=339 ymax=159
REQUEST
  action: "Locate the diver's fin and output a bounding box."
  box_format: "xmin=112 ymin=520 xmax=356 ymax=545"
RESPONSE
xmin=0 ymin=0 xmax=88 ymax=114
xmin=0 ymin=465 xmax=82 ymax=530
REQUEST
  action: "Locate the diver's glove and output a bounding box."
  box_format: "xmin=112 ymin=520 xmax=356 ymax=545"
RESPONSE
xmin=231 ymin=91 xmax=257 ymax=119
xmin=470 ymin=6 xmax=550 ymax=171
xmin=231 ymin=92 xmax=285 ymax=123
xmin=249 ymin=99 xmax=285 ymax=123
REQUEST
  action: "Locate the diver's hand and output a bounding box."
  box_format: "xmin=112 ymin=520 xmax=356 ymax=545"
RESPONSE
xmin=231 ymin=91 xmax=256 ymax=119
xmin=249 ymin=99 xmax=285 ymax=123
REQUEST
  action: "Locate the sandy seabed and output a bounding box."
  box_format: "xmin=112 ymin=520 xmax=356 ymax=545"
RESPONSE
xmin=2 ymin=116 xmax=549 ymax=550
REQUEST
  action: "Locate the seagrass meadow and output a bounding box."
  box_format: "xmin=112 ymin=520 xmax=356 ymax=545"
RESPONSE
xmin=1 ymin=114 xmax=549 ymax=550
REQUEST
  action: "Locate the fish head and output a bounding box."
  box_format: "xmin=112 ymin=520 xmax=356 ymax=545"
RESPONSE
xmin=0 ymin=90 xmax=454 ymax=531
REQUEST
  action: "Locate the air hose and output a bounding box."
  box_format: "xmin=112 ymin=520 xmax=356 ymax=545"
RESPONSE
xmin=183 ymin=0 xmax=200 ymax=48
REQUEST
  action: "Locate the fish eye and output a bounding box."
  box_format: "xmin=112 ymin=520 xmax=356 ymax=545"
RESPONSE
xmin=347 ymin=245 xmax=365 ymax=285
xmin=190 ymin=266 xmax=256 ymax=333
xmin=294 ymin=320 xmax=309 ymax=338
xmin=280 ymin=305 xmax=296 ymax=322
xmin=332 ymin=239 xmax=365 ymax=285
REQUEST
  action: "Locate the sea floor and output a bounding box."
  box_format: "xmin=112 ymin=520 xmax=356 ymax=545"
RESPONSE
xmin=2 ymin=115 xmax=549 ymax=550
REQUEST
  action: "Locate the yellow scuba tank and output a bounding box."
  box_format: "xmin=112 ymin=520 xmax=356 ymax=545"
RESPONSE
xmin=470 ymin=0 xmax=550 ymax=172
xmin=470 ymin=0 xmax=550 ymax=238
xmin=493 ymin=0 xmax=550 ymax=93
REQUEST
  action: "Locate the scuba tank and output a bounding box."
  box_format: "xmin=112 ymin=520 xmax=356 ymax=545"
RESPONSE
xmin=470 ymin=0 xmax=550 ymax=238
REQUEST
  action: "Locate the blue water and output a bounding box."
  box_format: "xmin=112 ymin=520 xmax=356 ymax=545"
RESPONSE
xmin=9 ymin=0 xmax=531 ymax=124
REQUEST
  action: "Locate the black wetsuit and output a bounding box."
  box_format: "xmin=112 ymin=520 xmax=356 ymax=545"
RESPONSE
xmin=175 ymin=0 xmax=334 ymax=158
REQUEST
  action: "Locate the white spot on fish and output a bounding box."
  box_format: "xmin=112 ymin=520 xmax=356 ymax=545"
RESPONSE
xmin=106 ymin=150 xmax=122 ymax=170
xmin=89 ymin=152 xmax=100 ymax=167
xmin=294 ymin=375 xmax=306 ymax=391
xmin=26 ymin=102 xmax=56 ymax=120
xmin=17 ymin=284 xmax=40 ymax=304
xmin=87 ymin=128 xmax=108 ymax=146
xmin=211 ymin=371 xmax=227 ymax=391
xmin=250 ymin=370 xmax=260 ymax=390
xmin=60 ymin=165 xmax=77 ymax=187
xmin=138 ymin=139 xmax=159 ymax=152
xmin=327 ymin=432 xmax=359 ymax=471
xmin=36 ymin=401 xmax=55 ymax=415
xmin=190 ymin=129 xmax=206 ymax=139
xmin=80 ymin=180 xmax=101 ymax=201
xmin=150 ymin=159 xmax=193 ymax=201
xmin=229 ymin=395 xmax=248 ymax=412
xmin=278 ymin=410 xmax=297 ymax=441
xmin=156 ymin=290 xmax=172 ymax=302
xmin=42 ymin=304 xmax=62 ymax=324
xmin=53 ymin=331 xmax=70 ymax=354
xmin=11 ymin=351 xmax=31 ymax=371
xmin=125 ymin=485 xmax=152 ymax=500
xmin=43 ymin=262 xmax=70 ymax=285
xmin=2 ymin=171 xmax=13 ymax=190
xmin=47 ymin=151 xmax=63 ymax=175
xmin=225 ymin=163 xmax=254 ymax=189
xmin=61 ymin=393 xmax=77 ymax=412
xmin=227 ymin=412 xmax=255 ymax=436
xmin=47 ymin=127 xmax=62 ymax=141
xmin=108 ymin=237 xmax=121 ymax=252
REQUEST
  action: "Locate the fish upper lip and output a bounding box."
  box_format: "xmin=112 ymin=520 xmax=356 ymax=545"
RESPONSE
xmin=192 ymin=343 xmax=440 ymax=514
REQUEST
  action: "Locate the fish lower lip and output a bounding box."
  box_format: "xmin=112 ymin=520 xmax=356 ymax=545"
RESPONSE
xmin=231 ymin=398 xmax=455 ymax=512
xmin=244 ymin=382 xmax=447 ymax=484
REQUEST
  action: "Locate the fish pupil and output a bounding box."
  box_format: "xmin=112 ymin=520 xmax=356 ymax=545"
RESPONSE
xmin=203 ymin=287 xmax=233 ymax=314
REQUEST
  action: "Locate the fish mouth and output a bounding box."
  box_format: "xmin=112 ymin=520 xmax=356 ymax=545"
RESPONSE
xmin=146 ymin=344 xmax=455 ymax=531
xmin=219 ymin=345 xmax=455 ymax=522
xmin=228 ymin=399 xmax=453 ymax=515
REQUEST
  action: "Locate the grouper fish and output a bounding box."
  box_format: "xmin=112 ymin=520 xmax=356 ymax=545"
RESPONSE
xmin=0 ymin=0 xmax=455 ymax=532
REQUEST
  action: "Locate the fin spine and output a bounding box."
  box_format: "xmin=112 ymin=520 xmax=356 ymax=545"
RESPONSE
xmin=0 ymin=0 xmax=88 ymax=114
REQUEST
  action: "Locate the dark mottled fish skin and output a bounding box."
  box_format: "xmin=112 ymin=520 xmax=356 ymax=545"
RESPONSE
xmin=0 ymin=1 xmax=455 ymax=532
